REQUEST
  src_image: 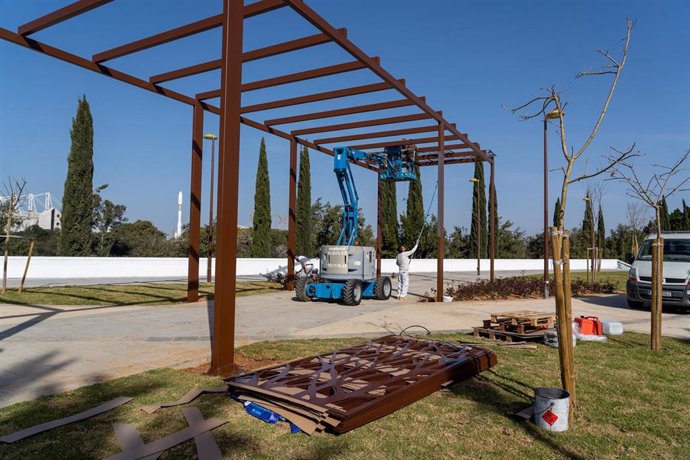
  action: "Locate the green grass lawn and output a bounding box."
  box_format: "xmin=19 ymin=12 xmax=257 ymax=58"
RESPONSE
xmin=567 ymin=270 xmax=628 ymax=292
xmin=0 ymin=281 xmax=283 ymax=306
xmin=1 ymin=333 xmax=688 ymax=459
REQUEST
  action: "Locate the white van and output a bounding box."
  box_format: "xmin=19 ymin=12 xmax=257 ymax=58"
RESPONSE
xmin=626 ymin=232 xmax=690 ymax=309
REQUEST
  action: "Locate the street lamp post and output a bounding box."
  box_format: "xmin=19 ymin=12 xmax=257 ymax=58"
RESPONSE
xmin=469 ymin=177 xmax=480 ymax=276
xmin=543 ymin=109 xmax=562 ymax=298
xmin=204 ymin=133 xmax=218 ymax=283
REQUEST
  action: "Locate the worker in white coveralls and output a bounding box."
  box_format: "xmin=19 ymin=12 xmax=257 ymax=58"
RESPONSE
xmin=396 ymin=240 xmax=419 ymax=299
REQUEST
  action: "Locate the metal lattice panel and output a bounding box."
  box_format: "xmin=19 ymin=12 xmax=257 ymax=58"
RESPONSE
xmin=226 ymin=335 xmax=496 ymax=434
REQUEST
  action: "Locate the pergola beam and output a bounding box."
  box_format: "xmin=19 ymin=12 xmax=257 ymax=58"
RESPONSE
xmin=18 ymin=0 xmax=113 ymax=36
xmin=149 ymin=29 xmax=347 ymax=84
xmin=0 ymin=27 xmax=196 ymax=106
xmin=284 ymin=0 xmax=490 ymax=162
xmin=241 ymin=81 xmax=395 ymax=114
xmin=350 ymin=134 xmax=460 ymax=150
xmin=418 ymin=157 xmax=479 ymax=166
xmin=265 ymin=98 xmax=419 ymax=126
xmin=313 ymin=123 xmax=453 ymax=145
xmin=291 ymin=113 xmax=434 ymax=136
xmin=416 ymin=143 xmax=475 ymax=153
xmin=243 ymin=59 xmax=371 ymax=92
xmin=92 ymin=0 xmax=285 ymax=63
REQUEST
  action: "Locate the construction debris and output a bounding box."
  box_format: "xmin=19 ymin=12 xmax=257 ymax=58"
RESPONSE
xmin=225 ymin=335 xmax=496 ymax=434
xmin=0 ymin=397 xmax=132 ymax=444
xmin=106 ymin=409 xmax=227 ymax=460
xmin=140 ymin=387 xmax=227 ymax=414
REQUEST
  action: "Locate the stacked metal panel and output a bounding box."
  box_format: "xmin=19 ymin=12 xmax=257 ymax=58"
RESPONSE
xmin=226 ymin=335 xmax=497 ymax=434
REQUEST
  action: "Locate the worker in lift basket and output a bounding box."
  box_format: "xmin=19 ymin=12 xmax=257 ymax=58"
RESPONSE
xmin=396 ymin=240 xmax=419 ymax=300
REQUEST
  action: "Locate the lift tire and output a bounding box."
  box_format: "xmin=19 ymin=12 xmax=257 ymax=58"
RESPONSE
xmin=342 ymin=279 xmax=363 ymax=306
xmin=295 ymin=277 xmax=310 ymax=302
xmin=374 ymin=276 xmax=392 ymax=300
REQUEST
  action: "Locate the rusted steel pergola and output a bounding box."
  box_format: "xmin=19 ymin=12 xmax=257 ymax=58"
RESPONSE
xmin=1 ymin=0 xmax=496 ymax=376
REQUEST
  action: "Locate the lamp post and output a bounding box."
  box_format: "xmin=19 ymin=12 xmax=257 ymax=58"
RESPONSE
xmin=469 ymin=177 xmax=480 ymax=276
xmin=204 ymin=133 xmax=218 ymax=283
xmin=543 ymin=108 xmax=563 ymax=298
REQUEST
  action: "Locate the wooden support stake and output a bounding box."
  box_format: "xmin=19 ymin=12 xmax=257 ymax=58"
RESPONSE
xmin=550 ymin=226 xmax=574 ymax=420
xmin=18 ymin=239 xmax=35 ymax=293
xmin=562 ymin=231 xmax=576 ymax=419
xmin=650 ymin=237 xmax=663 ymax=351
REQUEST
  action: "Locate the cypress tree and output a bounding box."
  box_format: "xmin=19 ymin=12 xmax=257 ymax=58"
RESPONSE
xmin=469 ymin=161 xmax=487 ymax=258
xmin=58 ymin=95 xmax=94 ymax=256
xmin=381 ymin=180 xmax=399 ymax=257
xmin=597 ymin=204 xmax=606 ymax=257
xmin=683 ymin=199 xmax=689 ymax=231
xmin=553 ymin=197 xmax=562 ymax=228
xmin=660 ymin=195 xmax=670 ymax=231
xmin=489 ymin=178 xmax=498 ymax=258
xmin=400 ymin=165 xmax=424 ymax=249
xmin=296 ymin=145 xmax=314 ymax=256
xmin=251 ymin=138 xmax=272 ymax=257
xmin=581 ymin=194 xmax=595 ymax=252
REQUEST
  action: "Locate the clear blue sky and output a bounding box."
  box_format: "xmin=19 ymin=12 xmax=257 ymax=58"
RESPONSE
xmin=1 ymin=0 xmax=688 ymax=237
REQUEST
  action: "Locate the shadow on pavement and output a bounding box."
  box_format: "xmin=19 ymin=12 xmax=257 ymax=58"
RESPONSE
xmin=574 ymin=294 xmax=629 ymax=309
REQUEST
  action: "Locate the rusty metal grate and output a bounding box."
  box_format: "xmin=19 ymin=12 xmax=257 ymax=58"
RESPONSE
xmin=226 ymin=335 xmax=496 ymax=434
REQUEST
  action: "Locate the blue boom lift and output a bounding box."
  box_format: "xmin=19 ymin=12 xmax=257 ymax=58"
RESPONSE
xmin=295 ymin=145 xmax=417 ymax=305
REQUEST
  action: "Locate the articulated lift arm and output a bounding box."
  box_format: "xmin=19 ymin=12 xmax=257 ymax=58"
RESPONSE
xmin=332 ymin=146 xmax=417 ymax=246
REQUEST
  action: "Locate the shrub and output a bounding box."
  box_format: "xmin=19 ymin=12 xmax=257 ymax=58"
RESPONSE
xmin=447 ymin=276 xmax=617 ymax=301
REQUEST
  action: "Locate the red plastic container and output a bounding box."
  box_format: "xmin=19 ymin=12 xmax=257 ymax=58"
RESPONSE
xmin=575 ymin=316 xmax=603 ymax=335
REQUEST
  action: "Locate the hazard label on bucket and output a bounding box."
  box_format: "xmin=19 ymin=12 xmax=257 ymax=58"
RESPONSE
xmin=542 ymin=409 xmax=559 ymax=426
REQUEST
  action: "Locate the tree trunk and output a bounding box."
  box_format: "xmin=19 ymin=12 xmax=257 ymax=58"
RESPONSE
xmin=2 ymin=197 xmax=13 ymax=293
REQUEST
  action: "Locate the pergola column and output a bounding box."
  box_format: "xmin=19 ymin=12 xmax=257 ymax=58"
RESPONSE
xmin=211 ymin=0 xmax=243 ymax=376
xmin=186 ymin=101 xmax=203 ymax=302
xmin=376 ymin=178 xmax=382 ymax=277
xmin=436 ymin=122 xmax=445 ymax=302
xmin=489 ymin=159 xmax=496 ymax=282
xmin=286 ymin=138 xmax=297 ymax=291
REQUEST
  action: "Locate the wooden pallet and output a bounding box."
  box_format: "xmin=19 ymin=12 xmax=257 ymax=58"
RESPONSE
xmin=473 ymin=327 xmax=546 ymax=342
xmin=488 ymin=310 xmax=555 ymax=328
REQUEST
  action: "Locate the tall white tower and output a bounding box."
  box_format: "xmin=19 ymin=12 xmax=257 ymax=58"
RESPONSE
xmin=174 ymin=191 xmax=183 ymax=239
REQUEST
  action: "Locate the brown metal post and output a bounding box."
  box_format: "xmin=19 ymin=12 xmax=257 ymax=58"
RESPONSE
xmin=436 ymin=122 xmax=445 ymax=302
xmin=287 ymin=138 xmax=297 ymax=291
xmin=207 ymin=135 xmax=217 ymax=283
xmin=376 ymin=178 xmax=382 ymax=278
xmin=489 ymin=159 xmax=495 ymax=282
xmin=187 ymin=101 xmax=204 ymax=302
xmin=211 ymin=0 xmax=243 ymax=376
xmin=543 ymin=118 xmax=550 ymax=298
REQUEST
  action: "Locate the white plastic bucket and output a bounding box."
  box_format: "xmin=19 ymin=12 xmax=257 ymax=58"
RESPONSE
xmin=534 ymin=387 xmax=570 ymax=432
xmin=442 ymin=295 xmax=453 ymax=302
xmin=602 ymin=320 xmax=624 ymax=335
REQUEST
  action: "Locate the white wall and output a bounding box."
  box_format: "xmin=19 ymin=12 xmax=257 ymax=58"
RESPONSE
xmin=5 ymin=256 xmax=625 ymax=279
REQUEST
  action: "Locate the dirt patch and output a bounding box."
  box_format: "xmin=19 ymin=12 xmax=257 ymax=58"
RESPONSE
xmin=182 ymin=354 xmax=281 ymax=376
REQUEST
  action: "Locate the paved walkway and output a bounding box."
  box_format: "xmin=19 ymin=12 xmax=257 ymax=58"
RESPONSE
xmin=1 ymin=275 xmax=688 ymax=407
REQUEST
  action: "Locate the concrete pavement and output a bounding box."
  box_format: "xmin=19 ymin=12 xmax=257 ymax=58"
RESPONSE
xmin=1 ymin=273 xmax=688 ymax=408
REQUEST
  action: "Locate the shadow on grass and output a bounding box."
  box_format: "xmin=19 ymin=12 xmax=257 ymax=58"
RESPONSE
xmin=452 ymin=373 xmax=585 ymax=460
xmin=0 ymin=365 xmax=262 ymax=459
xmin=1 ymin=281 xmax=280 ymax=308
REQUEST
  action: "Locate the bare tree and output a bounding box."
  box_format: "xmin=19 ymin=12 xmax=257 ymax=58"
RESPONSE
xmin=608 ymin=149 xmax=690 ymax=351
xmin=2 ymin=177 xmax=27 ymax=293
xmin=626 ymin=202 xmax=647 ymax=256
xmin=507 ymin=19 xmax=635 ymax=418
